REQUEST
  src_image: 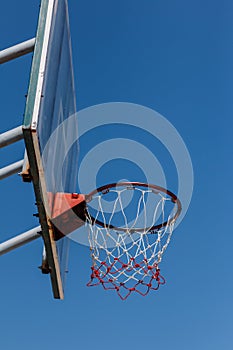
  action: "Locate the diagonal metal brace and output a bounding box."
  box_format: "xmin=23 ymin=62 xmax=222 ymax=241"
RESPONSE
xmin=0 ymin=38 xmax=35 ymax=64
xmin=0 ymin=160 xmax=24 ymax=180
xmin=0 ymin=126 xmax=23 ymax=148
xmin=0 ymin=226 xmax=41 ymax=256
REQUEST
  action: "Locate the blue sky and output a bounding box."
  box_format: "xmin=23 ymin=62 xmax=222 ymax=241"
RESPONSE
xmin=1 ymin=0 xmax=233 ymax=349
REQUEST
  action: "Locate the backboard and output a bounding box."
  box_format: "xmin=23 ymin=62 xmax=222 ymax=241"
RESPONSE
xmin=23 ymin=0 xmax=79 ymax=299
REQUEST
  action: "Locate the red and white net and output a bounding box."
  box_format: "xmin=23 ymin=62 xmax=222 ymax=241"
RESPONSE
xmin=85 ymin=184 xmax=180 ymax=300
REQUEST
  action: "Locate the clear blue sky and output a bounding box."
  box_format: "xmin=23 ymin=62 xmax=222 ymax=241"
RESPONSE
xmin=1 ymin=0 xmax=233 ymax=349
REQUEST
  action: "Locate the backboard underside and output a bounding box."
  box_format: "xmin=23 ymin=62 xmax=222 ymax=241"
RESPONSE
xmin=23 ymin=0 xmax=78 ymax=299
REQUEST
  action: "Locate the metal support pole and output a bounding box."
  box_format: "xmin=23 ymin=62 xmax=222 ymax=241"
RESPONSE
xmin=0 ymin=38 xmax=35 ymax=64
xmin=0 ymin=226 xmax=41 ymax=256
xmin=0 ymin=126 xmax=23 ymax=148
xmin=0 ymin=159 xmax=24 ymax=180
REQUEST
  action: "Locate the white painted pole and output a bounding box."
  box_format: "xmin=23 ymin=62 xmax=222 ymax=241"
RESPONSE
xmin=0 ymin=160 xmax=24 ymax=180
xmin=0 ymin=226 xmax=41 ymax=256
xmin=0 ymin=38 xmax=35 ymax=64
xmin=0 ymin=126 xmax=23 ymax=148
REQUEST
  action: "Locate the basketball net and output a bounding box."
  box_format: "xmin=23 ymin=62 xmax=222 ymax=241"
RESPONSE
xmin=85 ymin=183 xmax=180 ymax=300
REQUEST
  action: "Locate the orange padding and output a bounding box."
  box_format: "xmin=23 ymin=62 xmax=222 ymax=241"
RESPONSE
xmin=48 ymin=192 xmax=86 ymax=240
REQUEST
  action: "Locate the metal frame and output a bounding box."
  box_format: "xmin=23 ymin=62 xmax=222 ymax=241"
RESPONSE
xmin=0 ymin=0 xmax=75 ymax=300
xmin=23 ymin=0 xmax=66 ymax=299
xmin=0 ymin=18 xmax=41 ymax=280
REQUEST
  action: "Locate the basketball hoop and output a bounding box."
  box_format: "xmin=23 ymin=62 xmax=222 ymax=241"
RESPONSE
xmin=85 ymin=182 xmax=181 ymax=300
